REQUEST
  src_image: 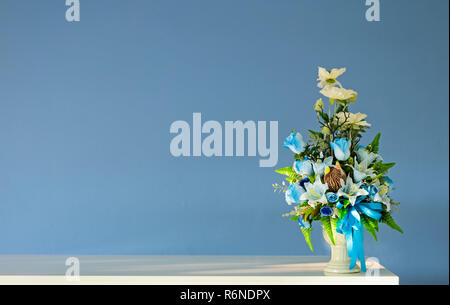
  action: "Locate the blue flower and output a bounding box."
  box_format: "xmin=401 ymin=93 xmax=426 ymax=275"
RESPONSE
xmin=320 ymin=206 xmax=333 ymax=217
xmin=283 ymin=132 xmax=306 ymax=154
xmin=363 ymin=184 xmax=378 ymax=200
xmin=326 ymin=192 xmax=339 ymax=203
xmin=299 ymin=177 xmax=310 ymax=188
xmin=299 ymin=218 xmax=311 ymax=229
xmin=330 ymin=138 xmax=351 ymax=161
xmin=293 ymin=159 xmax=314 ymax=176
xmin=285 ymin=183 xmax=305 ymax=205
xmin=383 ymin=176 xmax=395 ymax=191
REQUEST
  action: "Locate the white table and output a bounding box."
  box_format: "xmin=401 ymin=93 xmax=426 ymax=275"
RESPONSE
xmin=0 ymin=255 xmax=399 ymax=285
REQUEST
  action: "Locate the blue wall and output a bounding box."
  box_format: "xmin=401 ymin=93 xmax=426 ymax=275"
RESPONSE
xmin=0 ymin=0 xmax=448 ymax=284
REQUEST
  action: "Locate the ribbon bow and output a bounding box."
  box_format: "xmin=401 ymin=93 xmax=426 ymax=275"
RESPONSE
xmin=336 ymin=197 xmax=383 ymax=272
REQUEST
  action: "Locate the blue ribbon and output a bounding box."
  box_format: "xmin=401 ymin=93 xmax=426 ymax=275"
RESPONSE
xmin=336 ymin=197 xmax=383 ymax=272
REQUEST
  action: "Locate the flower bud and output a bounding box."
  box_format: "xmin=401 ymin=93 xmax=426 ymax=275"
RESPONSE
xmin=322 ymin=126 xmax=331 ymax=135
xmin=314 ymin=98 xmax=324 ymax=112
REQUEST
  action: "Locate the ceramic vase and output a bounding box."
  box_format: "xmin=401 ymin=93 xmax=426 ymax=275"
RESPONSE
xmin=322 ymin=224 xmax=360 ymax=274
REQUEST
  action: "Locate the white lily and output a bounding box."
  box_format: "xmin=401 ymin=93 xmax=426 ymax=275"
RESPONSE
xmin=356 ymin=147 xmax=382 ymax=167
xmin=337 ymin=176 xmax=368 ymax=206
xmin=313 ymin=156 xmax=334 ymax=177
xmin=350 ymin=157 xmax=377 ymax=183
xmin=300 ymin=178 xmax=329 ymax=207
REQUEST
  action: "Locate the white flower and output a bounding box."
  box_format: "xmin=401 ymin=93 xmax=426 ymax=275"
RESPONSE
xmin=334 ymin=112 xmax=371 ymax=130
xmin=350 ymin=157 xmax=376 ymax=183
xmin=372 ymin=180 xmax=391 ymax=211
xmin=356 ymin=147 xmax=382 ymax=167
xmin=300 ymin=178 xmax=329 ymax=206
xmin=337 ymin=176 xmax=368 ymax=206
xmin=320 ymin=87 xmax=358 ymax=102
xmin=317 ymin=67 xmax=346 ymax=88
xmin=313 ymin=156 xmax=334 ymax=177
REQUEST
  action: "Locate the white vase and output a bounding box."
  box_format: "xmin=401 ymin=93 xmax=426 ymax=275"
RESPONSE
xmin=322 ymin=225 xmax=360 ymax=274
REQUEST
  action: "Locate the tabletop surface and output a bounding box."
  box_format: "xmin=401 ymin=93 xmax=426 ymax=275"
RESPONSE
xmin=0 ymin=255 xmax=399 ymax=285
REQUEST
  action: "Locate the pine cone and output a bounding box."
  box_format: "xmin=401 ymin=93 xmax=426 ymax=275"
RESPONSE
xmin=324 ymin=167 xmax=347 ymax=192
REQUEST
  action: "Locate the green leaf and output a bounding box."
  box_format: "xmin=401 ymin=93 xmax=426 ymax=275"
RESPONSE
xmin=372 ymin=162 xmax=396 ymax=174
xmin=336 ymin=103 xmax=345 ymax=113
xmin=361 ymin=214 xmax=378 ymax=241
xmin=289 ymin=215 xmax=299 ymax=222
xmin=330 ymin=216 xmax=339 ymax=231
xmin=381 ymin=213 xmax=404 ymax=234
xmin=301 ymin=227 xmax=314 ymax=252
xmin=368 ymin=133 xmax=381 ymax=153
xmin=275 ymin=166 xmax=295 ymax=176
xmin=338 ymin=208 xmax=348 ymax=220
xmin=319 ymin=112 xmax=329 ymax=123
xmin=302 ymin=206 xmax=314 ymax=221
xmin=320 ymin=216 xmax=335 ymax=245
xmin=308 ymin=130 xmax=323 ymax=139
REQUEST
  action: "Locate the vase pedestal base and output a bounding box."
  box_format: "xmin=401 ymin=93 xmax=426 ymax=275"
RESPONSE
xmin=324 ymin=261 xmax=360 ymax=275
xmin=323 ymin=226 xmax=361 ymax=275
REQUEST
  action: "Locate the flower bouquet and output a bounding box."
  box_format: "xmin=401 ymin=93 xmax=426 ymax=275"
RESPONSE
xmin=273 ymin=67 xmax=403 ymax=273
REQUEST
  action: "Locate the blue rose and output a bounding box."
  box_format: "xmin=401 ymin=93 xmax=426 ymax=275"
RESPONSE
xmin=299 ymin=177 xmax=310 ymax=189
xmin=320 ymin=206 xmax=333 ymax=217
xmin=326 ymin=192 xmax=339 ymax=203
xmin=285 ymin=183 xmax=305 ymax=205
xmin=293 ymin=159 xmax=314 ymax=176
xmin=283 ymin=132 xmax=306 ymax=154
xmin=330 ymin=138 xmax=351 ymax=161
xmin=299 ymin=218 xmax=311 ymax=229
xmin=363 ymin=184 xmax=378 ymax=201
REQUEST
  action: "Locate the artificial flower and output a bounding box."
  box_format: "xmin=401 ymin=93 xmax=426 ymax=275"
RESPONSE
xmin=299 ymin=177 xmax=310 ymax=189
xmin=371 ymin=180 xmax=392 ymax=211
xmin=351 ymin=157 xmax=377 ymax=183
xmin=300 ymin=178 xmax=329 ymax=206
xmin=283 ymin=132 xmax=306 ymax=154
xmin=312 ymin=156 xmax=333 ymax=177
xmin=330 ymin=138 xmax=351 ymax=161
xmin=317 ymin=67 xmax=346 ymax=88
xmin=293 ymin=159 xmax=314 ymax=176
xmin=334 ymin=112 xmax=371 ymax=130
xmin=322 ymin=126 xmax=331 ymax=135
xmin=337 ymin=176 xmax=368 ymax=206
xmin=314 ymin=98 xmax=325 ymax=111
xmin=326 ymin=192 xmax=339 ymax=203
xmin=382 ymin=176 xmax=395 ymax=191
xmin=356 ymin=147 xmax=382 ymax=167
xmin=285 ymin=183 xmax=306 ymax=205
xmin=320 ymin=206 xmax=334 ymax=217
xmin=320 ymin=86 xmax=358 ymax=102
